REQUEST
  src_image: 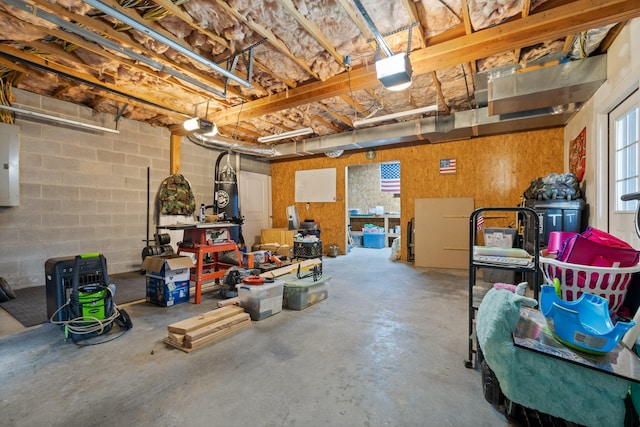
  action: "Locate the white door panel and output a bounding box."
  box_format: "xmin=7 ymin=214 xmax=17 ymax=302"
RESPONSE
xmin=239 ymin=171 xmax=271 ymax=247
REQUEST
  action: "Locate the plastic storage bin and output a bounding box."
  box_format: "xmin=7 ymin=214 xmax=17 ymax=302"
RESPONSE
xmin=293 ymin=240 xmax=322 ymax=259
xmin=283 ymin=275 xmax=331 ymax=310
xmin=237 ymin=280 xmax=283 ymax=320
xmin=483 ymin=228 xmax=517 ymax=248
xmin=482 ymin=227 xmax=517 ymax=283
xmin=363 ymin=232 xmax=385 ymax=249
xmin=525 ymin=199 xmax=585 ymax=247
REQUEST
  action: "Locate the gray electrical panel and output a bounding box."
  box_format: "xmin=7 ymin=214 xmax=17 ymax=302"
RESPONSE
xmin=0 ymin=123 xmax=19 ymax=206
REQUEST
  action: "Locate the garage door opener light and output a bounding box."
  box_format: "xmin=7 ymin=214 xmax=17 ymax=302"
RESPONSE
xmin=353 ymin=0 xmax=413 ymax=91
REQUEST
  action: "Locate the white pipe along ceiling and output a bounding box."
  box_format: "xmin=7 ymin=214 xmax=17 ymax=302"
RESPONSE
xmin=0 ymin=0 xmax=637 ymax=158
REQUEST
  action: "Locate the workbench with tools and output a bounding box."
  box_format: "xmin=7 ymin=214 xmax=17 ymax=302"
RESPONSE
xmin=158 ymin=222 xmax=243 ymax=304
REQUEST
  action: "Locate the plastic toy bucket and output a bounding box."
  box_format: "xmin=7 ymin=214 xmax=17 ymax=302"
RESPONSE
xmin=547 ymin=231 xmax=578 ymax=254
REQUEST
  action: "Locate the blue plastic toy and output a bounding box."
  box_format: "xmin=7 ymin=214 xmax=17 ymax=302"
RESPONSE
xmin=539 ymin=285 xmax=635 ymax=354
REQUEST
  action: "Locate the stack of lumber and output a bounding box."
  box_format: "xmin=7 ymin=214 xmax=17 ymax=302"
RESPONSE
xmin=163 ymin=305 xmax=251 ymax=353
xmin=259 ymin=258 xmax=321 ymax=279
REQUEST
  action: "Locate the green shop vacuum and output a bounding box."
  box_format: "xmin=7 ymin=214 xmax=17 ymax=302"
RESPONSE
xmin=54 ymin=253 xmax=132 ymax=343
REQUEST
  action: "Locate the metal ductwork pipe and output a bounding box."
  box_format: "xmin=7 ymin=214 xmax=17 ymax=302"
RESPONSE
xmin=270 ymin=106 xmax=576 ymax=159
xmin=187 ymin=54 xmax=605 ymax=159
xmin=188 ymin=132 xmax=275 ymax=157
xmin=487 ymin=55 xmax=607 ymax=116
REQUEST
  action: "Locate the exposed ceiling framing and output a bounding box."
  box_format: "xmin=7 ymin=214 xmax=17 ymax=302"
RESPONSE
xmin=0 ymin=0 xmax=638 ymax=157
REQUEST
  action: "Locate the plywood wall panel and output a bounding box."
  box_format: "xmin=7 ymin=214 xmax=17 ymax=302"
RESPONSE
xmin=270 ymin=128 xmax=564 ymax=259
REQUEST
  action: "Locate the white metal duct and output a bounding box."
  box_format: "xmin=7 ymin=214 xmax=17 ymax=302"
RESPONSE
xmin=487 ymin=55 xmax=607 ymax=116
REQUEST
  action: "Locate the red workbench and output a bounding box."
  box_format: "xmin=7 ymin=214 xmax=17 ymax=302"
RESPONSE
xmin=159 ymin=222 xmax=242 ymax=304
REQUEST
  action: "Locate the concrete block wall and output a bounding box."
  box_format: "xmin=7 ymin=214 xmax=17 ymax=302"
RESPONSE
xmin=0 ymin=89 xmax=270 ymax=289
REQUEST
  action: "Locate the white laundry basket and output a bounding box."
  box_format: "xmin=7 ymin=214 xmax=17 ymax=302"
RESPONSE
xmin=539 ymin=253 xmax=640 ymax=312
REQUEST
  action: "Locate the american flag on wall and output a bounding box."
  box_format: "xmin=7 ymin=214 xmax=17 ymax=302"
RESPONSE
xmin=380 ymin=162 xmax=400 ymax=193
xmin=439 ymin=158 xmax=457 ymax=174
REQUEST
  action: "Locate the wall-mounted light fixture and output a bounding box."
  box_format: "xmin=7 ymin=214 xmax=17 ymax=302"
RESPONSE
xmin=257 ymin=127 xmax=314 ymax=143
xmin=353 ymin=104 xmax=438 ymax=127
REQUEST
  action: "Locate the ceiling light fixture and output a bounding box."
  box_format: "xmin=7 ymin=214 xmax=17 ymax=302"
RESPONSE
xmin=183 ymin=117 xmax=217 ymax=136
xmin=353 ymin=0 xmax=413 ymax=91
xmin=0 ymin=104 xmax=120 ymax=134
xmin=352 ymin=104 xmax=438 ymax=127
xmin=257 ymin=127 xmax=314 ymax=143
xmin=324 ymin=150 xmax=344 ymax=158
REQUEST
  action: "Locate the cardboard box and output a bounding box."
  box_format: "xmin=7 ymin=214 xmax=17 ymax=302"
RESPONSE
xmin=146 ymin=278 xmax=190 ymax=306
xmin=260 ymin=228 xmax=295 ymax=247
xmin=276 ymin=244 xmax=291 ymax=258
xmin=259 ymin=244 xmax=280 ymax=253
xmin=141 ymin=254 xmax=193 ymax=283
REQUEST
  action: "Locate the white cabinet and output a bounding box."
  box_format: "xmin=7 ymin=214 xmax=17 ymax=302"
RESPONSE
xmin=0 ymin=124 xmax=19 ymax=206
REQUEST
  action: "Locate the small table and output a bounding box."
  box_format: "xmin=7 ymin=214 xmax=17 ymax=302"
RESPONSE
xmin=513 ymin=306 xmax=640 ymax=382
xmin=159 ymin=223 xmax=242 ymax=304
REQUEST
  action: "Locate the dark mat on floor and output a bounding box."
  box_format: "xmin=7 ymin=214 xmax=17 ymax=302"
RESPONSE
xmin=0 ymin=271 xmax=147 ymax=328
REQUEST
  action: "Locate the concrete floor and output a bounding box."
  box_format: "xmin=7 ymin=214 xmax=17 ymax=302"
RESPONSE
xmin=0 ymin=247 xmax=507 ymax=427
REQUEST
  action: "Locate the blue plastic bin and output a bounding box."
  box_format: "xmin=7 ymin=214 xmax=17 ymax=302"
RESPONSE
xmin=363 ymin=233 xmax=385 ymax=249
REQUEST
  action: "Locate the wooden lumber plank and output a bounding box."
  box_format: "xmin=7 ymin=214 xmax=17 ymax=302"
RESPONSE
xmin=185 ymin=318 xmax=252 ymax=349
xmin=166 ymin=332 xmax=185 ymax=345
xmin=163 ymin=319 xmax=252 ymax=352
xmin=184 ymin=312 xmax=250 ymax=342
xmin=167 ymin=305 xmax=245 ymax=334
xmin=217 ymin=297 xmax=240 ymax=308
xmin=259 ymin=258 xmax=322 ymax=279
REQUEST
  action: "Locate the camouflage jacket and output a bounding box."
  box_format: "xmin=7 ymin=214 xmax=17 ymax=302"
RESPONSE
xmin=158 ymin=174 xmax=196 ymax=215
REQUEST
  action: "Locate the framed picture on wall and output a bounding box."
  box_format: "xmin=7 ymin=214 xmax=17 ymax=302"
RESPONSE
xmin=569 ymin=127 xmax=586 ymax=182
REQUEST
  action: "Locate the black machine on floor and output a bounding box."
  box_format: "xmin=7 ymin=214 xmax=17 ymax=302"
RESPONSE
xmin=47 ymin=253 xmax=132 ymax=343
xmin=46 ymin=254 xmax=105 ymax=322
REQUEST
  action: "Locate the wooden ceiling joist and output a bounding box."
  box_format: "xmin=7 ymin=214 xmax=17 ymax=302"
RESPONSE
xmin=0 ymin=44 xmax=190 ymax=119
xmin=213 ymin=0 xmax=640 ymax=127
xmin=29 ymin=0 xmax=243 ymax=101
xmin=311 ymin=114 xmax=342 ymax=133
xmin=212 ymin=0 xmax=321 ymax=81
xmin=278 ymin=0 xmax=344 ymax=66
xmin=317 ymin=103 xmax=354 ymax=127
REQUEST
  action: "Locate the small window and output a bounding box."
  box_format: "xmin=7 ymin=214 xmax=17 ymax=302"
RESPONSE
xmin=615 ymin=105 xmax=640 ymax=212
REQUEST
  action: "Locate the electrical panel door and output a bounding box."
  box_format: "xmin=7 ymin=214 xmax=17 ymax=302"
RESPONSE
xmin=0 ymin=123 xmax=19 ymax=206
